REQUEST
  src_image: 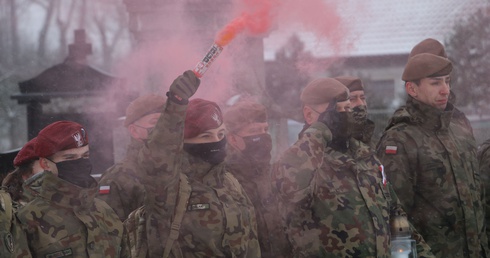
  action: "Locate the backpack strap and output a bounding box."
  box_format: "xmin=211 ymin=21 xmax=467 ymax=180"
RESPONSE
xmin=126 ymin=206 xmax=148 ymax=258
xmin=162 ymin=173 xmax=191 ymax=258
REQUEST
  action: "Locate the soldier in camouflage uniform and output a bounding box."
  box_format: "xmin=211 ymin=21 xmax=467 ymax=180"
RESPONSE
xmin=124 ymin=71 xmax=260 ymax=257
xmin=478 ymin=139 xmax=490 ymax=248
xmin=1 ymin=137 xmax=50 ymax=258
xmin=335 ymin=76 xmax=376 ymax=146
xmin=224 ymin=100 xmax=291 ymax=257
xmin=98 ymin=94 xmax=165 ymax=221
xmin=15 ymin=121 xmax=124 ymax=257
xmin=1 ymin=188 xmax=31 ymax=258
xmin=272 ymin=77 xmax=433 ymax=257
xmin=376 ymin=39 xmax=489 ymax=257
xmin=2 ymin=137 xmax=40 ymax=204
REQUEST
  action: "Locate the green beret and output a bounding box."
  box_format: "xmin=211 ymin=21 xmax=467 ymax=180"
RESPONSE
xmin=334 ymin=76 xmax=364 ymax=92
xmin=124 ymin=94 xmax=166 ymax=127
xmin=402 ymin=53 xmax=453 ymax=81
xmin=409 ymin=38 xmax=447 ymax=58
xmin=224 ymin=101 xmax=267 ymax=134
xmin=300 ymin=78 xmax=349 ymax=105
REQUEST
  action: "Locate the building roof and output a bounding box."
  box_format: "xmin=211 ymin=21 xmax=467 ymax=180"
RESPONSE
xmin=264 ymin=0 xmax=486 ymax=60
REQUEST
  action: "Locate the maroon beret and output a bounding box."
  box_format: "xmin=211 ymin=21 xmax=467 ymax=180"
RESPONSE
xmin=184 ymin=99 xmax=223 ymax=139
xmin=124 ymin=94 xmax=166 ymax=127
xmin=13 ymin=137 xmax=38 ymax=167
xmin=402 ymin=53 xmax=453 ymax=81
xmin=300 ymin=78 xmax=349 ymax=105
xmin=334 ymin=76 xmax=364 ymax=92
xmin=224 ymin=101 xmax=267 ymax=134
xmin=35 ymin=121 xmax=89 ymax=158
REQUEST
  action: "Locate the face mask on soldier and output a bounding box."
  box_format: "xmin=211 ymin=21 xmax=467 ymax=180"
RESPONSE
xmin=184 ymin=138 xmax=227 ymax=165
xmin=240 ymin=133 xmax=272 ymax=164
xmin=55 ymin=158 xmax=94 ymax=188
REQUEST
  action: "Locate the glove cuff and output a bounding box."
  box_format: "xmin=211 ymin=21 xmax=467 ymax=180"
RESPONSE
xmin=166 ymin=91 xmax=189 ymax=105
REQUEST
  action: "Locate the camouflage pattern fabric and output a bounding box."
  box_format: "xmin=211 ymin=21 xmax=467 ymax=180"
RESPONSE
xmin=272 ymin=121 xmax=434 ymax=257
xmin=477 ymin=138 xmax=490 ymax=248
xmin=226 ymin=149 xmax=292 ymax=257
xmin=16 ymin=171 xmax=124 ymax=258
xmin=0 ymin=188 xmax=32 ymax=258
xmin=125 ymin=99 xmax=260 ymax=258
xmin=98 ymin=138 xmax=146 ymax=221
xmin=377 ymin=97 xmax=489 ymax=258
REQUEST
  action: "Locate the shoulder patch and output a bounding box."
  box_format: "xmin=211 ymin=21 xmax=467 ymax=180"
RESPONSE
xmin=385 ymin=145 xmax=397 ymax=155
xmin=99 ymin=185 xmax=110 ymax=195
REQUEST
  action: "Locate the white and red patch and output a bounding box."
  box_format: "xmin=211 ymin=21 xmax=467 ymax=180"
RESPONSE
xmin=99 ymin=185 xmax=110 ymax=195
xmin=379 ymin=165 xmax=387 ymax=186
xmin=385 ymin=146 xmax=397 ymax=155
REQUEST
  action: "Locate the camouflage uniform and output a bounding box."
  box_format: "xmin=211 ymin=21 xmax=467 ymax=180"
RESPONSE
xmin=477 ymin=139 xmax=490 ymax=247
xmin=16 ymin=171 xmax=124 ymax=258
xmin=226 ymin=149 xmax=291 ymax=257
xmin=0 ymin=188 xmax=32 ymax=258
xmin=377 ymin=97 xmax=488 ymax=257
xmin=273 ymin=121 xmax=434 ymax=257
xmin=98 ymin=138 xmax=146 ymax=221
xmin=125 ymin=100 xmax=260 ymax=258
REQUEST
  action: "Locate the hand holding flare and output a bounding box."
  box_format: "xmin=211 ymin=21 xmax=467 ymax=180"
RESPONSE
xmin=193 ymin=1 xmax=276 ymax=78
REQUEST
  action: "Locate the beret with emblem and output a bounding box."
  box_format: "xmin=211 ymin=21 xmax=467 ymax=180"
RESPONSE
xmin=300 ymin=78 xmax=349 ymax=105
xmin=224 ymin=101 xmax=267 ymax=134
xmin=409 ymin=38 xmax=447 ymax=58
xmin=402 ymin=53 xmax=453 ymax=81
xmin=35 ymin=121 xmax=89 ymax=158
xmin=185 ymin=98 xmax=223 ymax=139
xmin=124 ymin=94 xmax=166 ymax=127
xmin=334 ymin=76 xmax=364 ymax=92
xmin=13 ymin=137 xmax=38 ymax=167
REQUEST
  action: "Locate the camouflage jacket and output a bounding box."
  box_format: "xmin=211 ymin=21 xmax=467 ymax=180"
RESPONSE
xmin=226 ymin=149 xmax=291 ymax=257
xmin=376 ymin=97 xmax=488 ymax=258
xmin=477 ymin=138 xmax=490 ymax=248
xmin=16 ymin=171 xmax=124 ymax=258
xmin=98 ymin=138 xmax=146 ymax=221
xmin=125 ymin=99 xmax=260 ymax=258
xmin=273 ymin=121 xmax=433 ymax=258
xmin=0 ymin=188 xmax=32 ymax=258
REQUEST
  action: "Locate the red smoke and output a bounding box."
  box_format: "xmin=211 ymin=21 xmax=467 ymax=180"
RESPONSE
xmin=215 ymin=0 xmax=278 ymax=46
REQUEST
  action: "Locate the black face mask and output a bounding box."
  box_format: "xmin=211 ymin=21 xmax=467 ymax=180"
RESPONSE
xmin=319 ymin=108 xmax=355 ymax=152
xmin=56 ymin=158 xmax=94 ymax=188
xmin=184 ymin=138 xmax=227 ymax=165
xmin=240 ymin=133 xmax=272 ymax=164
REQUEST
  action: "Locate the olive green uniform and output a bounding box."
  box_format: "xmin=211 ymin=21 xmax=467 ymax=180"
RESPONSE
xmin=377 ymin=97 xmax=488 ymax=257
xmin=273 ymin=121 xmax=433 ymax=257
xmin=98 ymin=139 xmax=146 ymax=221
xmin=0 ymin=188 xmax=32 ymax=258
xmin=226 ymin=150 xmax=291 ymax=257
xmin=16 ymin=171 xmax=124 ymax=258
xmin=125 ymin=99 xmax=260 ymax=258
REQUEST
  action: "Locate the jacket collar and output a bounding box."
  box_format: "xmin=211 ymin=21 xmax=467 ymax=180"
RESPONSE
xmin=37 ymin=171 xmax=98 ymax=211
xmin=389 ymin=96 xmax=453 ymax=131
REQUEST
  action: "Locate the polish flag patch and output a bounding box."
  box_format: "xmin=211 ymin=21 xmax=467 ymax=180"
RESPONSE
xmin=99 ymin=185 xmax=110 ymax=195
xmin=385 ymin=146 xmax=397 ymax=155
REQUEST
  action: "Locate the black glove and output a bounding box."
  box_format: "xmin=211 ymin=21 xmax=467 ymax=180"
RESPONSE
xmin=166 ymin=70 xmax=200 ymax=104
xmin=318 ymin=104 xmax=347 ymax=135
xmin=318 ymin=106 xmax=351 ymax=152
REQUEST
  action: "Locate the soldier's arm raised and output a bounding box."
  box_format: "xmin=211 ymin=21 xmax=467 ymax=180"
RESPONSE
xmin=272 ymin=122 xmax=331 ymax=204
